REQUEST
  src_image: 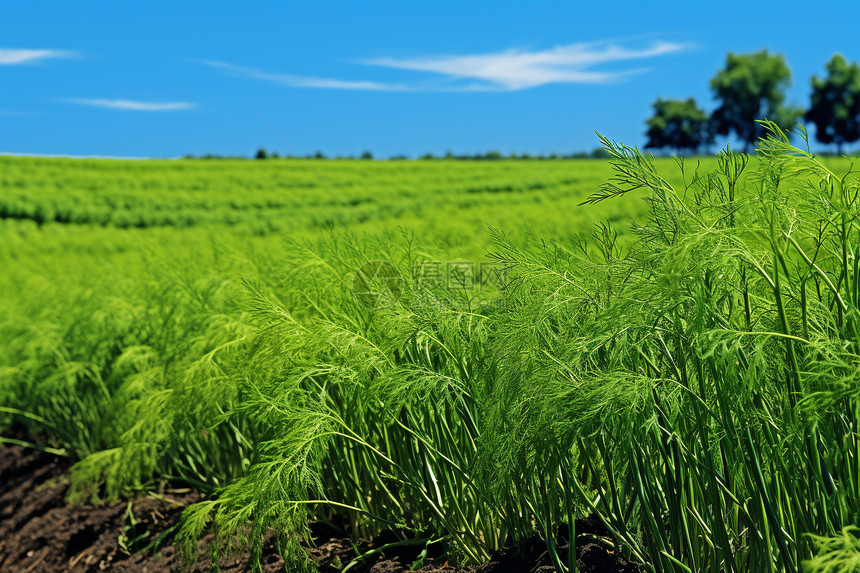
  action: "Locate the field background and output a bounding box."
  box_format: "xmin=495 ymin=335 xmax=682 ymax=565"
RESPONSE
xmin=1 ymin=156 xmax=673 ymax=256
xmin=1 ymin=156 xmax=658 ymax=330
xmin=2 ymin=153 xmax=848 ymax=284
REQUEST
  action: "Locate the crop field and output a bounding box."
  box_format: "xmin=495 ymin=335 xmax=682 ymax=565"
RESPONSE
xmin=2 ymin=129 xmax=860 ymax=573
xmin=0 ymin=154 xmax=662 ymax=255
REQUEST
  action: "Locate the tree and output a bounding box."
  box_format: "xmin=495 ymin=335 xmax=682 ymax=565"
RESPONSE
xmin=645 ymin=98 xmax=713 ymax=154
xmin=254 ymin=148 xmax=267 ymax=160
xmin=806 ymin=54 xmax=860 ymax=154
xmin=710 ymin=50 xmax=804 ymax=151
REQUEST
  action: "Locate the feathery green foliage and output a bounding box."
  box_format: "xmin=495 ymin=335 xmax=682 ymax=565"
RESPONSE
xmin=1 ymin=139 xmax=859 ymax=572
xmin=484 ymin=121 xmax=860 ymax=572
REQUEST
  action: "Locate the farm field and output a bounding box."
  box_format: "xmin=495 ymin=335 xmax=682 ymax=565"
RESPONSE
xmin=2 ymin=134 xmax=860 ymax=573
xmin=0 ymin=154 xmax=663 ymax=256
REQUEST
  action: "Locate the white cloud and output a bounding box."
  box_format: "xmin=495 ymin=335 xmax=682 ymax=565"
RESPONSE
xmin=364 ymin=41 xmax=689 ymax=90
xmin=67 ymin=99 xmax=195 ymax=111
xmin=201 ymin=40 xmax=690 ymax=92
xmin=198 ymin=60 xmax=412 ymax=91
xmin=0 ymin=49 xmax=77 ymax=65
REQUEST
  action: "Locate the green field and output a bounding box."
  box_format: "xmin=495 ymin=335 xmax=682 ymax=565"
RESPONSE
xmin=2 ymin=137 xmax=860 ymax=573
xmin=0 ymin=155 xmax=661 ymax=256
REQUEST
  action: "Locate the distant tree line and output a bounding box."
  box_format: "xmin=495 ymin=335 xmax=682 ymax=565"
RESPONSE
xmin=415 ymin=148 xmax=612 ymax=160
xmin=221 ymin=148 xmax=614 ymax=161
xmin=645 ymin=51 xmax=860 ymax=155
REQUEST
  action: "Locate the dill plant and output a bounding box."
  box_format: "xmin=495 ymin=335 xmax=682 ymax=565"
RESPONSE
xmin=483 ymin=122 xmax=860 ymax=572
xmin=0 ymin=229 xmax=261 ymax=499
xmin=177 ymin=233 xmax=512 ymax=571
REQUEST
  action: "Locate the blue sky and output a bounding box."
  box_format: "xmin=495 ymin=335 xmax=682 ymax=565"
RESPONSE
xmin=2 ymin=1 xmax=859 ymax=158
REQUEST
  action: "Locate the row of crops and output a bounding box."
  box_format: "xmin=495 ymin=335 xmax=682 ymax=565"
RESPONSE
xmin=0 ymin=155 xmax=661 ymax=251
xmin=1 ymin=127 xmax=859 ymax=572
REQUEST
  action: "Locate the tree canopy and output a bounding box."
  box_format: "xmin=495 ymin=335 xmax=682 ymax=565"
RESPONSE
xmin=806 ymin=54 xmax=860 ymax=154
xmin=645 ymin=98 xmax=713 ymax=154
xmin=710 ymin=50 xmax=804 ymax=151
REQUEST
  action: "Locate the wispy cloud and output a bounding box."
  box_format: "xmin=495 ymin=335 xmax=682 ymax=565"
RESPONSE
xmin=67 ymin=98 xmax=195 ymax=111
xmin=365 ymin=41 xmax=689 ymax=90
xmin=201 ymin=40 xmax=690 ymax=92
xmin=0 ymin=48 xmax=77 ymax=65
xmin=198 ymin=60 xmax=412 ymax=91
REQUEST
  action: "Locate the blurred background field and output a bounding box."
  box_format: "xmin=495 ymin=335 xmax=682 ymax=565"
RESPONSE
xmin=2 ymin=152 xmax=850 ymax=258
xmin=0 ymin=155 xmax=656 ymax=258
xmin=0 ymin=157 xmax=644 ymax=246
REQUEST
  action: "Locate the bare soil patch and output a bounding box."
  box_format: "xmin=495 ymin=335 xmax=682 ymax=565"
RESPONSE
xmin=0 ymin=438 xmax=639 ymax=573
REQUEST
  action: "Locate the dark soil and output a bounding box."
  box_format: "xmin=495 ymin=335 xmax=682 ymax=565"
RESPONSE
xmin=0 ymin=438 xmax=640 ymax=573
